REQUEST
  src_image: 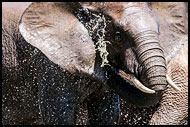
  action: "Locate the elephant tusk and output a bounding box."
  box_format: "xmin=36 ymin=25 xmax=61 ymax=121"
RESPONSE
xmin=118 ymin=69 xmax=156 ymax=94
xmin=166 ymin=74 xmax=181 ymax=92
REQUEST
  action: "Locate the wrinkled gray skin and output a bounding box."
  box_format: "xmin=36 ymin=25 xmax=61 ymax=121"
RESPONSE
xmin=19 ymin=2 xmax=166 ymax=110
xmin=148 ymin=2 xmax=188 ymax=124
xmin=2 ymin=2 xmax=188 ymax=125
xmin=149 ymin=38 xmax=188 ymax=125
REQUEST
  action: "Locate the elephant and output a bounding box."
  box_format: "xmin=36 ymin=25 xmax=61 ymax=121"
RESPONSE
xmin=149 ymin=36 xmax=188 ymax=125
xmin=2 ymin=2 xmax=188 ymax=125
xmin=148 ymin=2 xmax=188 ymax=124
xmin=19 ymin=3 xmax=168 ymax=120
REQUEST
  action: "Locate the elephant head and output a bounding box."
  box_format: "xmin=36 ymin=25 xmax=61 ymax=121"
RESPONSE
xmin=80 ymin=2 xmax=178 ymax=107
xmin=19 ymin=2 xmax=180 ymax=110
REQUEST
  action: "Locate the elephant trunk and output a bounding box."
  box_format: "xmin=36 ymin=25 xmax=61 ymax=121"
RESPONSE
xmin=123 ymin=3 xmax=167 ymax=92
xmin=134 ymin=30 xmax=167 ymax=92
xmin=116 ymin=3 xmax=167 ymax=105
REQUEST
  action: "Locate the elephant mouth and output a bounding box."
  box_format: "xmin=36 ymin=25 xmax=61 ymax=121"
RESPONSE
xmin=104 ymin=65 xmax=156 ymax=94
xmin=104 ymin=63 xmax=181 ymax=96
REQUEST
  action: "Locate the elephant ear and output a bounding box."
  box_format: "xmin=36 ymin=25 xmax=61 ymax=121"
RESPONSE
xmin=149 ymin=2 xmax=188 ymax=64
xmin=19 ymin=2 xmax=96 ymax=74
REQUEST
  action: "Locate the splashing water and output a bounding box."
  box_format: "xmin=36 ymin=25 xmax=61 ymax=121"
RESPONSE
xmin=76 ymin=9 xmax=111 ymax=67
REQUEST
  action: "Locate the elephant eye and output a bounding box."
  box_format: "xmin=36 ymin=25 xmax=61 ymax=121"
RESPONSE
xmin=114 ymin=31 xmax=122 ymax=42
